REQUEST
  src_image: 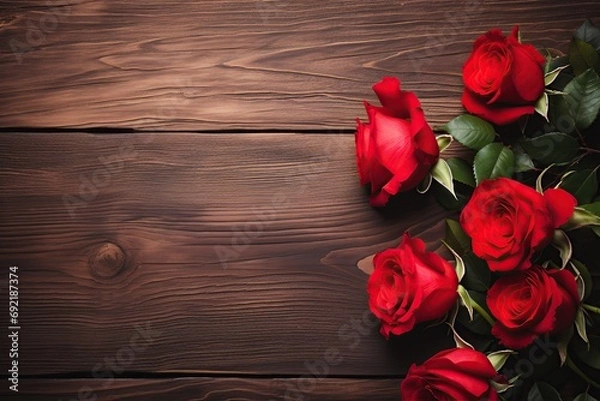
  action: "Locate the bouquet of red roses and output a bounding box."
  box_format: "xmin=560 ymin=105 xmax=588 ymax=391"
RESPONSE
xmin=357 ymin=20 xmax=600 ymax=401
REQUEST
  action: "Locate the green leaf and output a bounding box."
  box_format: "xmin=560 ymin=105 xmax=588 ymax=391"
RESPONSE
xmin=514 ymin=149 xmax=535 ymax=173
xmin=548 ymin=93 xmax=576 ymax=134
xmin=556 ymin=325 xmax=574 ymax=366
xmin=520 ymin=132 xmax=579 ymax=165
xmin=574 ymin=393 xmax=599 ymax=401
xmin=559 ymin=167 xmax=599 ymax=204
xmin=564 ymin=207 xmax=600 ymax=230
xmin=431 ymin=180 xmax=469 ymax=211
xmin=544 ymin=54 xmax=569 ymax=74
xmin=487 ymin=350 xmax=515 ymax=371
xmin=551 ymin=229 xmax=572 ymax=269
xmin=570 ymin=259 xmax=593 ymax=301
xmin=545 ymin=65 xmax=570 ymax=86
xmin=536 ymin=164 xmax=556 ymax=193
xmin=570 ymin=39 xmax=600 ymax=76
xmin=436 ymin=134 xmax=453 ymax=153
xmin=555 ymin=170 xmax=577 ymax=189
xmin=535 ymin=92 xmax=549 ymax=121
xmin=491 ymin=380 xmax=514 ymax=394
xmin=446 ymin=157 xmax=476 ymax=187
xmin=444 ymin=219 xmax=471 ymax=253
xmin=574 ymin=19 xmax=600 ymax=52
xmin=444 ymin=241 xmax=465 ymax=282
xmin=573 ymin=334 xmax=600 ymax=370
xmin=564 ymin=68 xmax=600 ymax=130
xmin=575 ymin=308 xmax=589 ymax=345
xmin=546 ymin=89 xmax=569 ymax=96
xmin=447 ymin=321 xmax=475 ymax=350
xmin=431 ymin=159 xmax=457 ymax=200
xmin=545 ymin=55 xmax=570 ymax=74
xmin=473 ymin=143 xmax=515 ymax=185
xmin=457 ymin=284 xmax=474 ymax=320
xmin=580 ymin=202 xmax=600 ymax=215
xmin=442 ymin=115 xmax=496 ymax=150
xmin=417 ymin=173 xmax=433 ymax=194
xmin=456 ymin=299 xmax=491 ymax=336
xmin=461 ymin=252 xmax=491 ymax=292
xmin=527 ymin=382 xmax=563 ymax=401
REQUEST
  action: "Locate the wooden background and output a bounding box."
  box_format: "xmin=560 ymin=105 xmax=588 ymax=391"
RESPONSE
xmin=0 ymin=1 xmax=599 ymax=399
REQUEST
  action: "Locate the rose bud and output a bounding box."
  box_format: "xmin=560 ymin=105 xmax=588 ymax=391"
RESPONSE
xmin=355 ymin=76 xmax=439 ymax=207
xmin=401 ymin=348 xmax=501 ymax=401
xmin=487 ymin=266 xmax=579 ymax=349
xmin=460 ymin=178 xmax=576 ymax=272
xmin=367 ymin=233 xmax=458 ymax=338
xmin=462 ymin=26 xmax=546 ymax=125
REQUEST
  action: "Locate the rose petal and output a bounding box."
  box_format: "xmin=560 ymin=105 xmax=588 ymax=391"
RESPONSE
xmin=462 ymin=89 xmax=536 ymax=125
xmin=368 ymin=189 xmax=391 ymax=207
xmin=549 ymin=268 xmax=580 ymax=306
xmin=425 ymin=372 xmax=489 ymax=399
xmin=354 ymin=118 xmax=372 ymax=186
xmin=544 ymin=188 xmax=577 ymax=228
xmin=508 ymin=26 xmax=520 ymax=44
xmin=372 ymin=77 xmax=420 ymax=119
xmin=414 ymin=125 xmax=440 ymax=161
xmin=487 ymin=250 xmax=531 ymax=272
xmin=428 ymin=348 xmax=498 ymax=378
xmin=370 ymin=110 xmax=418 ymax=181
xmin=548 ymin=269 xmax=579 ymax=332
xmin=510 ymin=43 xmax=545 ymax=101
xmin=491 ymin=322 xmax=537 ymax=349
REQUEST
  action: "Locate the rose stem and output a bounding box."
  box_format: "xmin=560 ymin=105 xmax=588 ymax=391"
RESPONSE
xmin=471 ymin=302 xmax=495 ymax=326
xmin=566 ymin=356 xmax=600 ymax=390
xmin=574 ymin=126 xmax=587 ymax=147
xmin=580 ymin=147 xmax=600 ymax=154
xmin=582 ymin=303 xmax=600 ymax=315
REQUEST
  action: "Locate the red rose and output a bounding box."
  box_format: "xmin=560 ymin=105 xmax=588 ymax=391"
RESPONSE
xmin=462 ymin=26 xmax=546 ymax=125
xmin=355 ymin=77 xmax=439 ymax=207
xmin=401 ymin=348 xmax=500 ymax=401
xmin=367 ymin=233 xmax=458 ymax=338
xmin=487 ymin=266 xmax=579 ymax=349
xmin=460 ymin=178 xmax=576 ymax=272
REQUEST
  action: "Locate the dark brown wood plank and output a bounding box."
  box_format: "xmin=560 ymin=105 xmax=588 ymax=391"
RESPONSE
xmin=0 ymin=378 xmax=400 ymax=400
xmin=0 ymin=132 xmax=458 ymax=376
xmin=0 ymin=1 xmax=597 ymax=130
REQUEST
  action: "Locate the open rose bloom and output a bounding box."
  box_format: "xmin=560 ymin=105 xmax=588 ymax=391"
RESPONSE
xmin=401 ymin=348 xmax=501 ymax=401
xmin=487 ymin=266 xmax=579 ymax=349
xmin=460 ymin=178 xmax=577 ymax=272
xmin=355 ymin=77 xmax=439 ymax=207
xmin=355 ymin=19 xmax=600 ymax=401
xmin=367 ymin=233 xmax=458 ymax=338
xmin=462 ymin=26 xmax=546 ymax=125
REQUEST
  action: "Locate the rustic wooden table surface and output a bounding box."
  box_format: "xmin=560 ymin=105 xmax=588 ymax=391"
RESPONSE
xmin=1 ymin=1 xmax=599 ymax=400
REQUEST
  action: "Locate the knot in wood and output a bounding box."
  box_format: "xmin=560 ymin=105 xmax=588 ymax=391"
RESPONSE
xmin=89 ymin=242 xmax=127 ymax=279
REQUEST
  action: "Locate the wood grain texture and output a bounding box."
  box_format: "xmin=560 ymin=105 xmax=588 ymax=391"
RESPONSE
xmin=0 ymin=132 xmax=462 ymax=376
xmin=0 ymin=378 xmax=401 ymax=400
xmin=0 ymin=1 xmax=598 ymax=130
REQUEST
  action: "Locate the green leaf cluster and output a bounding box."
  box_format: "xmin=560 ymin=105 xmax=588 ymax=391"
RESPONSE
xmin=432 ymin=22 xmax=600 ymax=401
